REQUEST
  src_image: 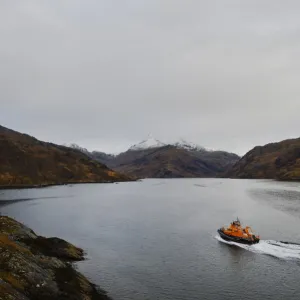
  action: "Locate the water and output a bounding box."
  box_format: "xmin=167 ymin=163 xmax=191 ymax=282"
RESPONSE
xmin=1 ymin=179 xmax=300 ymax=299
xmin=215 ymin=236 xmax=300 ymax=260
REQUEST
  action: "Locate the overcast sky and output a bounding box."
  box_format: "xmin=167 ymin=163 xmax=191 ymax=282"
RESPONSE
xmin=1 ymin=1 xmax=300 ymax=155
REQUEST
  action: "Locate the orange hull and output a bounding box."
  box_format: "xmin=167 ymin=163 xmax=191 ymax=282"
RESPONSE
xmin=218 ymin=218 xmax=260 ymax=244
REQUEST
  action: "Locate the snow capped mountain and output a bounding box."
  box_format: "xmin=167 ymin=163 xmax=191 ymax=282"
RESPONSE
xmin=173 ymin=139 xmax=205 ymax=152
xmin=128 ymin=136 xmax=205 ymax=152
xmin=129 ymin=134 xmax=166 ymax=151
xmin=65 ymin=137 xmax=206 ymax=155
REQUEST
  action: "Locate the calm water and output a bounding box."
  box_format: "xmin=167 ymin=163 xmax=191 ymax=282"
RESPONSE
xmin=1 ymin=179 xmax=300 ymax=300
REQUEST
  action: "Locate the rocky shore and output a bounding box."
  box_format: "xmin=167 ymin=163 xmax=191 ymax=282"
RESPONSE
xmin=0 ymin=216 xmax=112 ymax=300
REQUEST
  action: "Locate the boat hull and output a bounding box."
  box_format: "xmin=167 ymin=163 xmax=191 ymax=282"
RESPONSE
xmin=217 ymin=229 xmax=259 ymax=245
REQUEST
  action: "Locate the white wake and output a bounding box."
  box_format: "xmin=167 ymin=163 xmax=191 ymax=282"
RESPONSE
xmin=215 ymin=235 xmax=300 ymax=260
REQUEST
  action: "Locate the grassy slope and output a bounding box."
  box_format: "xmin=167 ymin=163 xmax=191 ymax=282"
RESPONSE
xmin=0 ymin=125 xmax=131 ymax=187
xmin=226 ymin=137 xmax=300 ymax=181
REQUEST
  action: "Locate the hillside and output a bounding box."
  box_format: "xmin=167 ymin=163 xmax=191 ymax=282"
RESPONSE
xmin=0 ymin=125 xmax=131 ymax=188
xmin=113 ymin=145 xmax=240 ymax=178
xmin=91 ymin=151 xmax=116 ymax=165
xmin=68 ymin=137 xmax=239 ymax=179
xmin=225 ymin=137 xmax=300 ymax=181
xmin=67 ymin=138 xmax=239 ymax=179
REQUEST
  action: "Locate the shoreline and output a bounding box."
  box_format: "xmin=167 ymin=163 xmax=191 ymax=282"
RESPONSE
xmin=0 ymin=215 xmax=113 ymax=300
xmin=1 ymin=177 xmax=297 ymax=193
xmin=0 ymin=179 xmax=138 ymax=191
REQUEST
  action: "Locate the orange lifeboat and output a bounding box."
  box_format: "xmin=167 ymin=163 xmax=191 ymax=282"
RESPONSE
xmin=218 ymin=218 xmax=260 ymax=244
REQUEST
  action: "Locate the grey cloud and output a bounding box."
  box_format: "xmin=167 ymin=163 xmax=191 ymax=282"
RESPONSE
xmin=1 ymin=0 xmax=300 ymax=155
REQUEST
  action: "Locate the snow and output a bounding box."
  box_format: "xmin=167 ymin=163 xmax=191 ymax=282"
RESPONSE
xmin=173 ymin=139 xmax=205 ymax=151
xmin=128 ymin=136 xmax=205 ymax=152
xmin=65 ymin=137 xmax=206 ymax=154
xmin=129 ymin=135 xmax=166 ymax=151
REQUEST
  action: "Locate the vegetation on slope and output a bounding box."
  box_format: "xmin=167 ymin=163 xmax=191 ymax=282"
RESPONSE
xmin=225 ymin=137 xmax=300 ymax=181
xmin=0 ymin=125 xmax=131 ymax=187
xmin=0 ymin=216 xmax=112 ymax=300
xmin=112 ymin=145 xmax=240 ymax=178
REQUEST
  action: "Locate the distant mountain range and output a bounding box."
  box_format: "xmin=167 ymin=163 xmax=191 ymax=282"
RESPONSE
xmin=0 ymin=125 xmax=131 ymax=188
xmin=67 ymin=135 xmax=300 ymax=181
xmin=2 ymin=125 xmax=300 ymax=185
xmin=225 ymin=137 xmax=300 ymax=181
xmin=66 ymin=137 xmax=240 ymax=178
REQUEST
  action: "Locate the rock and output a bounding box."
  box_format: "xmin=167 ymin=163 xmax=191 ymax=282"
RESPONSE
xmin=0 ymin=216 xmax=112 ymax=300
xmin=21 ymin=236 xmax=84 ymax=261
xmin=0 ymin=216 xmax=37 ymax=240
xmin=0 ymin=280 xmax=29 ymax=300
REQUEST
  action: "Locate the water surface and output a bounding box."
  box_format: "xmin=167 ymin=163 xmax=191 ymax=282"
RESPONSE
xmin=1 ymin=179 xmax=300 ymax=300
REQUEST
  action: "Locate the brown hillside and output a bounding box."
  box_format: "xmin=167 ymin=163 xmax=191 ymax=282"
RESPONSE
xmin=225 ymin=137 xmax=300 ymax=181
xmin=113 ymin=145 xmax=239 ymax=178
xmin=0 ymin=125 xmax=131 ymax=187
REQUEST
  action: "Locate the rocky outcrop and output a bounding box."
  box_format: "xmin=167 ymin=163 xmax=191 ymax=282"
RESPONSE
xmin=0 ymin=216 xmax=112 ymax=300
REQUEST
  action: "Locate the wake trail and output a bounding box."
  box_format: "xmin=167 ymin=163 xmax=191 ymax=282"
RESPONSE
xmin=215 ymin=235 xmax=300 ymax=260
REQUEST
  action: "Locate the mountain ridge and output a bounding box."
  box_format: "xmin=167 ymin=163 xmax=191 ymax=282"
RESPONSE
xmin=0 ymin=125 xmax=132 ymax=188
xmin=66 ymin=138 xmax=240 ymax=179
xmin=129 ymin=135 xmax=166 ymax=151
xmin=66 ymin=136 xmax=218 ymax=155
xmin=225 ymin=137 xmax=300 ymax=181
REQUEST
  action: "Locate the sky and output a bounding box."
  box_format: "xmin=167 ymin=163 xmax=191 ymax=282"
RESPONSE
xmin=1 ymin=1 xmax=300 ymax=155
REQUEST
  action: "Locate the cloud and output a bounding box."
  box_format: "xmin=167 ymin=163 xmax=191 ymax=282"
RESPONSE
xmin=1 ymin=0 xmax=300 ymax=155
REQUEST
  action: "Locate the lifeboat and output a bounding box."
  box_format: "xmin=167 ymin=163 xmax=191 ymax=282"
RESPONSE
xmin=218 ymin=218 xmax=260 ymax=245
